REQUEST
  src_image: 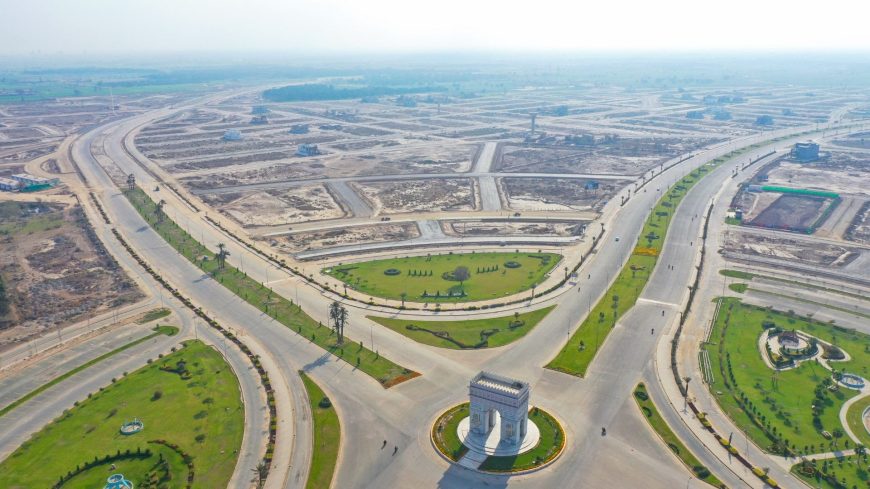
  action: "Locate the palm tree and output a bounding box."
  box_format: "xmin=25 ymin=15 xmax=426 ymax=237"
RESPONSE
xmin=251 ymin=462 xmax=268 ymax=489
xmin=329 ymin=301 xmax=347 ymax=344
xmin=155 ymin=199 xmax=166 ymax=223
xmin=400 ymin=292 xmax=407 ymax=307
xmin=216 ymin=243 xmax=230 ymax=270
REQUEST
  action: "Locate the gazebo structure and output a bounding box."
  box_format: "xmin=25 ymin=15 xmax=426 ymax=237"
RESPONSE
xmin=468 ymin=371 xmax=530 ymax=445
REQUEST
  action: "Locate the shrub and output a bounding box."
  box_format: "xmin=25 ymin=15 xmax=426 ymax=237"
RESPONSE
xmin=151 ymin=390 xmax=163 ymax=401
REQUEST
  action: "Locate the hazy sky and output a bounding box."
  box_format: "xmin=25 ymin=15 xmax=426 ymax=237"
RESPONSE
xmin=2 ymin=0 xmax=869 ymax=56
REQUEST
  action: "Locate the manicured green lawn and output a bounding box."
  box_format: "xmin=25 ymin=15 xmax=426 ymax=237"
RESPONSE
xmin=846 ymin=395 xmax=870 ymax=448
xmin=137 ymin=308 xmax=172 ymax=324
xmin=703 ymin=298 xmax=868 ymax=456
xmin=0 ymin=325 xmax=178 ymax=418
xmin=300 ymin=372 xmax=340 ymax=489
xmin=633 ymin=384 xmax=724 ymax=488
xmin=367 ymin=306 xmax=554 ymax=349
xmin=432 ymin=403 xmax=470 ymax=461
xmin=0 ymin=341 xmax=244 ymax=489
xmin=729 ymin=283 xmax=748 ymax=293
xmin=477 ymin=407 xmax=565 ymax=472
xmin=125 ymin=187 xmax=416 ymax=388
xmin=324 ymin=252 xmax=561 ymax=303
xmin=792 ymin=453 xmax=870 ymax=489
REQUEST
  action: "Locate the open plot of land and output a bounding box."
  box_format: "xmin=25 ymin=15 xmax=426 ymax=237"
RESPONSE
xmin=0 ymin=341 xmax=244 ymax=489
xmin=443 ymin=220 xmax=586 ymax=237
xmin=325 ymin=252 xmax=561 ymax=302
xmin=368 ymin=306 xmax=554 ymax=349
xmin=748 ymin=194 xmax=835 ymax=232
xmin=703 ymin=298 xmax=869 ymax=455
xmin=501 ymin=177 xmax=629 ymax=211
xmin=352 ymin=178 xmax=476 ymax=215
xmin=267 ymin=222 xmax=420 ymax=253
xmin=199 ymin=184 xmax=345 ymax=226
xmin=0 ymin=201 xmax=142 ymax=348
xmin=723 ymin=231 xmax=860 ymax=267
xmin=845 ymin=200 xmax=870 ymax=244
xmin=765 ymin=153 xmax=870 ymax=197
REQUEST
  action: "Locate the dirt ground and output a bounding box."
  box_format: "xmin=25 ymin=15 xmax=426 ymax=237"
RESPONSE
xmin=353 ymin=179 xmax=476 ymax=214
xmin=443 ymin=220 xmax=586 ymax=237
xmin=765 ymin=152 xmax=870 ymax=196
xmin=200 ymin=184 xmax=345 ymax=226
xmin=0 ymin=201 xmax=142 ymax=348
xmin=723 ymin=231 xmax=860 ymax=268
xmin=500 ymin=177 xmax=628 ymax=211
xmin=748 ymin=194 xmax=832 ymax=231
xmin=266 ymin=222 xmax=420 ymax=253
xmin=845 ymin=200 xmax=870 ymax=244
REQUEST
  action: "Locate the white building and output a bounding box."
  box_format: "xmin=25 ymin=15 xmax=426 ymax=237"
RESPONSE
xmin=296 ymin=144 xmax=320 ymax=157
xmin=0 ymin=177 xmax=20 ymax=191
xmin=12 ymin=173 xmax=50 ymax=186
xmin=223 ymin=130 xmax=243 ymax=141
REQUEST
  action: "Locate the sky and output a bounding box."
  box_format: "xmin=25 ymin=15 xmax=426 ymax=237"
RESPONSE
xmin=2 ymin=0 xmax=870 ymax=56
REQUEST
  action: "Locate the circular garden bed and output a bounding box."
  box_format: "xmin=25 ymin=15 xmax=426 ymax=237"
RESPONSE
xmin=504 ymin=261 xmax=522 ymax=269
xmin=383 ymin=268 xmax=401 ymax=276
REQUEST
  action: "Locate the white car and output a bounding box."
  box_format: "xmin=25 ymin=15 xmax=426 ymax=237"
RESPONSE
xmin=615 ymin=236 xmax=620 ymax=242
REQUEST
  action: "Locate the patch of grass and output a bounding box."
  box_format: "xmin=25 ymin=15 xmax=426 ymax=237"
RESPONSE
xmin=324 ymin=252 xmax=561 ymax=303
xmin=137 ymin=308 xmax=172 ymax=324
xmin=719 ymin=268 xmax=868 ymax=303
xmin=791 ymin=453 xmax=870 ymax=489
xmin=0 ymin=341 xmax=244 ymax=489
xmin=633 ymin=383 xmax=724 ymax=488
xmin=725 ymin=217 xmax=742 ymax=226
xmin=300 ymin=372 xmax=340 ymax=489
xmin=432 ymin=403 xmax=470 ymax=461
xmin=703 ymin=298 xmax=869 ymax=455
xmin=846 ymin=395 xmax=870 ymax=448
xmin=125 ymin=187 xmax=416 ymax=388
xmin=367 ymin=306 xmax=554 ymax=349
xmin=729 ymin=283 xmax=748 ymax=293
xmin=0 ymin=325 xmax=177 ymax=418
xmin=477 ymin=407 xmax=565 ymax=472
xmin=720 ymin=269 xmax=754 ymax=280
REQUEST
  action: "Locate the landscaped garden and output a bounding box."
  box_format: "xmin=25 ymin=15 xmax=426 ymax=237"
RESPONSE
xmin=368 ymin=306 xmax=554 ymax=349
xmin=324 ymin=252 xmax=561 ymax=303
xmin=846 ymin=395 xmax=870 ymax=448
xmin=0 ymin=340 xmax=244 ymax=489
xmin=300 ymin=371 xmax=340 ymax=489
xmin=703 ymin=298 xmax=870 ymax=456
xmin=791 ymin=450 xmax=869 ymax=489
xmin=633 ymin=383 xmax=724 ymax=488
xmin=125 ymin=187 xmax=416 ymax=388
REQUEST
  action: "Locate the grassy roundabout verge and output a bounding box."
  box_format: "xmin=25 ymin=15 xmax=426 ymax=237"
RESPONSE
xmin=633 ymin=383 xmax=724 ymax=488
xmin=0 ymin=340 xmax=244 ymax=489
xmin=431 ymin=402 xmax=565 ymax=473
xmin=125 ymin=187 xmax=417 ymax=388
xmin=299 ymin=371 xmax=340 ymax=489
xmin=703 ymin=298 xmax=869 ymax=456
xmin=846 ymin=395 xmax=870 ymax=448
xmin=367 ymin=306 xmax=555 ymax=349
xmin=791 ymin=452 xmax=870 ymax=489
xmin=324 ymin=252 xmax=561 ymax=303
xmin=0 ymin=324 xmax=178 ymax=419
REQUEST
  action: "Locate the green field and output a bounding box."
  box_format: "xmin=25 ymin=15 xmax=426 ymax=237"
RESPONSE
xmin=846 ymin=395 xmax=870 ymax=448
xmin=792 ymin=453 xmax=870 ymax=489
xmin=703 ymin=298 xmax=869 ymax=455
xmin=432 ymin=404 xmax=470 ymax=461
xmin=0 ymin=325 xmax=178 ymax=419
xmin=324 ymin=252 xmax=561 ymax=303
xmin=0 ymin=341 xmax=244 ymax=489
xmin=300 ymin=372 xmax=340 ymax=489
xmin=633 ymin=384 xmax=724 ymax=488
xmin=125 ymin=187 xmax=416 ymax=388
xmin=367 ymin=306 xmax=554 ymax=349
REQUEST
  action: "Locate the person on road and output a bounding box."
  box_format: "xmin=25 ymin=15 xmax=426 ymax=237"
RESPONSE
xmin=393 ymin=446 xmax=398 ymax=455
xmin=382 ymin=440 xmax=387 ymax=449
xmin=651 ymin=328 xmax=654 ymax=335
xmin=601 ymin=427 xmax=607 ymax=436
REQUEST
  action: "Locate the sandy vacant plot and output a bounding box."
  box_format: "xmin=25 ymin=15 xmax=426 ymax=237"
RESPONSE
xmin=201 ymin=184 xmax=345 ymax=226
xmin=353 ymin=179 xmax=476 ymax=214
xmin=501 ymin=177 xmax=628 ymax=211
xmin=723 ymin=231 xmax=860 ymax=268
xmin=444 ymin=220 xmax=586 ymax=237
xmin=268 ymin=222 xmax=420 ymax=253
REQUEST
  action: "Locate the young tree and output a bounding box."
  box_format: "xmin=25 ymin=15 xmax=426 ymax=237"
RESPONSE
xmin=453 ymin=266 xmax=470 ymax=289
xmin=155 ymin=199 xmax=166 ymax=223
xmin=216 ymin=243 xmax=230 ymax=270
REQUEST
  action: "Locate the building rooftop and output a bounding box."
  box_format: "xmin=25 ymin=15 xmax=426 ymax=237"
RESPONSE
xmin=471 ymin=371 xmax=529 ymax=397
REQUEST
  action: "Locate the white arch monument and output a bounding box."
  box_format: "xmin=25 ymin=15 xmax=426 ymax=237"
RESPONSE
xmin=468 ymin=371 xmax=529 ymax=445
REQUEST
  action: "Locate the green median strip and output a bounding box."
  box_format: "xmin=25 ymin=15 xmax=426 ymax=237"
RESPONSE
xmin=300 ymin=371 xmax=341 ymax=489
xmin=0 ymin=324 xmax=178 ymax=418
xmin=719 ymin=269 xmax=868 ymax=303
xmin=633 ymin=383 xmax=724 ymax=488
xmin=136 ymin=307 xmax=172 ymax=324
xmin=367 ymin=306 xmax=554 ymax=349
xmin=124 ymin=187 xmax=417 ymax=388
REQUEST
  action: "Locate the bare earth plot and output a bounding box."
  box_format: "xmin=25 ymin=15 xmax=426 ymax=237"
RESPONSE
xmin=352 ymin=178 xmax=477 ymax=215
xmin=442 ymin=220 xmax=586 ymax=237
xmin=723 ymin=231 xmax=861 ymax=268
xmin=266 ymin=222 xmax=421 ymax=253
xmin=501 ymin=177 xmax=629 ymax=211
xmin=845 ymin=200 xmax=870 ymax=244
xmin=199 ymin=184 xmax=345 ymax=226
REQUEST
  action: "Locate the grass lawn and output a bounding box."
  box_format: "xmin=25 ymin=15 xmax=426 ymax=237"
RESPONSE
xmin=703 ymin=298 xmax=869 ymax=455
xmin=137 ymin=308 xmax=172 ymax=324
xmin=477 ymin=407 xmax=565 ymax=472
xmin=432 ymin=404 xmax=470 ymax=461
xmin=846 ymin=395 xmax=870 ymax=448
xmin=300 ymin=372 xmax=340 ymax=489
xmin=547 ymin=160 xmax=721 ymax=377
xmin=792 ymin=454 xmax=870 ymax=489
xmin=324 ymin=252 xmax=561 ymax=303
xmin=367 ymin=306 xmax=554 ymax=349
xmin=125 ymin=187 xmax=416 ymax=388
xmin=729 ymin=283 xmax=748 ymax=293
xmin=719 ymin=268 xmax=869 ymax=303
xmin=633 ymin=384 xmax=724 ymax=488
xmin=0 ymin=325 xmax=178 ymax=418
xmin=0 ymin=340 xmax=244 ymax=489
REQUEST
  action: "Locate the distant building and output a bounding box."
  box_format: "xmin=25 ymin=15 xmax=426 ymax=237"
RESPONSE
xmin=12 ymin=173 xmax=50 ymax=186
xmin=755 ymin=115 xmax=775 ymax=126
xmin=792 ymin=142 xmax=820 ymax=162
xmin=289 ymin=124 xmax=309 ymax=134
xmin=584 ymin=180 xmax=600 ymax=190
xmin=0 ymin=177 xmax=20 ymax=191
xmin=251 ymin=106 xmax=269 ymax=115
xmin=250 ymin=115 xmax=269 ymax=124
xmin=296 ymin=144 xmax=320 ymax=157
xmin=223 ymin=130 xmax=243 ymax=141
xmin=686 ymin=110 xmax=705 ymax=120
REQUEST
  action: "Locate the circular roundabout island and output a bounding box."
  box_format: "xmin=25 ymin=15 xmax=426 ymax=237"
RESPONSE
xmin=432 ymin=372 xmax=565 ymax=474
